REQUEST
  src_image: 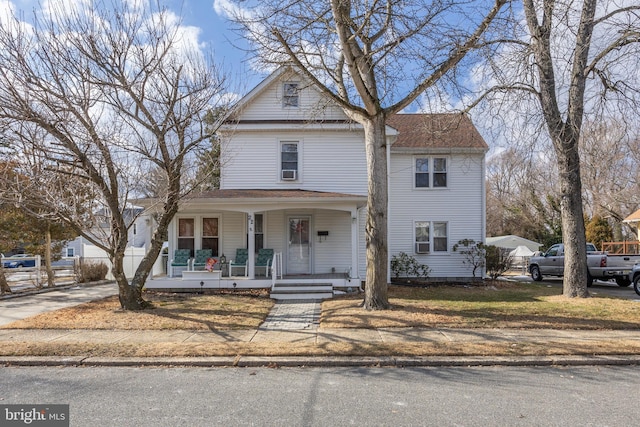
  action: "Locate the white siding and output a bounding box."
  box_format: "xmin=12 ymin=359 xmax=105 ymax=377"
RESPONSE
xmin=220 ymin=212 xmax=246 ymax=260
xmin=388 ymin=153 xmax=485 ymax=278
xmin=221 ymin=129 xmax=368 ymax=195
xmin=312 ymin=210 xmax=352 ymax=275
xmin=239 ymin=73 xmax=348 ymax=122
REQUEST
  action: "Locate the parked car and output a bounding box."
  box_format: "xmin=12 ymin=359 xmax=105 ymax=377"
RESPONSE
xmin=2 ymin=254 xmax=36 ymax=268
xmin=628 ymin=264 xmax=640 ymax=296
xmin=528 ymin=243 xmax=633 ymax=287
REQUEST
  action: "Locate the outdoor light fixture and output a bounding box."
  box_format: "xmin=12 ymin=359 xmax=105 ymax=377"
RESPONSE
xmin=220 ymin=253 xmax=226 ymax=264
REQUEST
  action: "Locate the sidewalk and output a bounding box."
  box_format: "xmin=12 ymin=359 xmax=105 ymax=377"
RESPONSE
xmin=2 ymin=285 xmax=640 ymax=367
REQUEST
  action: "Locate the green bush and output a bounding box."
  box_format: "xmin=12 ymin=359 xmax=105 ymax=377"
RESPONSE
xmin=390 ymin=252 xmax=431 ymax=279
xmin=452 ymin=239 xmax=486 ymax=278
xmin=76 ymin=260 xmax=109 ymax=283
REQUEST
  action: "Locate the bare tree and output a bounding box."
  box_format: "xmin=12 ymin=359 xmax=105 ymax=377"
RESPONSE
xmin=580 ymin=120 xmax=640 ymax=238
xmin=476 ymin=0 xmax=640 ymax=297
xmin=0 ymin=1 xmax=229 ymax=309
xmin=222 ymin=0 xmax=510 ymax=309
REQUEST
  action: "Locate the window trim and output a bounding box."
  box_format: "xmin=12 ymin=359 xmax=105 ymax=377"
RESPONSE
xmin=282 ymin=82 xmax=300 ymax=108
xmin=414 ymin=156 xmax=449 ymax=189
xmin=414 ymin=220 xmax=449 ymax=254
xmin=279 ymin=140 xmax=301 ymax=182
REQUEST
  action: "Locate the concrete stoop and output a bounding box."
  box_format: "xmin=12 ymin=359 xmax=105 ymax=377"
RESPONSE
xmin=270 ymin=283 xmax=334 ymax=300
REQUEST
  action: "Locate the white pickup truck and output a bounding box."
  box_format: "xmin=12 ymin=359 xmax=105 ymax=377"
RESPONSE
xmin=528 ymin=243 xmax=635 ymax=287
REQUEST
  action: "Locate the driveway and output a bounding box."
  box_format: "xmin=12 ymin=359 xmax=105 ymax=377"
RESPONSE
xmin=508 ymin=274 xmax=640 ymax=300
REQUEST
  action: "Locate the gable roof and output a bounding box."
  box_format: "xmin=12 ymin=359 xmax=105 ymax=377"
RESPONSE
xmin=386 ymin=113 xmax=488 ymax=152
xmin=623 ymin=209 xmax=640 ymax=223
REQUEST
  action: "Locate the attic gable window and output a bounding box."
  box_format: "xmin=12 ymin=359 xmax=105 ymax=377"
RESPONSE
xmin=283 ymin=82 xmax=299 ymax=107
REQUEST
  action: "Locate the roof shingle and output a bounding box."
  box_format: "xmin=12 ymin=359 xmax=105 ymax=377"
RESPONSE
xmin=386 ymin=113 xmax=488 ymax=150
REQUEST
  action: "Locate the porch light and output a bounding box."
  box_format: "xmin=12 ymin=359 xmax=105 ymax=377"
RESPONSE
xmin=220 ymin=253 xmax=226 ymax=264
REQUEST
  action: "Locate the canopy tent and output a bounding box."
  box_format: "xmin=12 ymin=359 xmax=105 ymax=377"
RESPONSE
xmin=508 ymin=245 xmax=536 ymax=274
xmin=486 ymin=235 xmax=542 ymax=252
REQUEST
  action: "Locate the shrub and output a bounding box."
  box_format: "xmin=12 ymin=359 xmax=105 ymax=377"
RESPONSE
xmin=485 ymin=245 xmax=513 ymax=279
xmin=76 ymin=260 xmax=109 ymax=283
xmin=390 ymin=252 xmax=431 ymax=279
xmin=452 ymin=239 xmax=486 ymax=278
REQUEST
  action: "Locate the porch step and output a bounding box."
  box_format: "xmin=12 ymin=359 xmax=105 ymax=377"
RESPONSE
xmin=270 ymin=283 xmax=334 ymax=300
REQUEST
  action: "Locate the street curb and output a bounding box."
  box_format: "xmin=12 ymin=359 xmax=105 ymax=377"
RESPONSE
xmin=2 ymin=354 xmax=640 ymax=368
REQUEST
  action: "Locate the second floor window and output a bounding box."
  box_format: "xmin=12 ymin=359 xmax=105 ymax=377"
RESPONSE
xmin=281 ymin=142 xmax=298 ymax=180
xmin=415 ymin=157 xmax=447 ymax=188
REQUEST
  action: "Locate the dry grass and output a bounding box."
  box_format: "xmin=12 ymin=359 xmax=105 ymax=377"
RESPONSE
xmin=322 ymin=283 xmax=640 ymax=329
xmin=4 ymin=340 xmax=640 ymax=358
xmin=2 ymin=283 xmax=640 ymax=358
xmin=1 ymin=290 xmax=274 ymax=331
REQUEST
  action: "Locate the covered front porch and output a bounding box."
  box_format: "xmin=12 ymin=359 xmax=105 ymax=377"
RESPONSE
xmin=142 ymin=189 xmax=367 ymax=298
xmin=144 ymin=271 xmax=360 ymax=299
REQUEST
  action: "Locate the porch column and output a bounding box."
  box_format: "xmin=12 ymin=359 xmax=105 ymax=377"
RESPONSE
xmin=247 ymin=212 xmax=256 ymax=278
xmin=350 ymin=208 xmax=359 ymax=279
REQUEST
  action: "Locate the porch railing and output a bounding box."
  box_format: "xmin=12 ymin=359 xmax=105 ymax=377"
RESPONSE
xmin=271 ymin=252 xmax=283 ymax=289
xmin=601 ymin=241 xmax=640 ymax=254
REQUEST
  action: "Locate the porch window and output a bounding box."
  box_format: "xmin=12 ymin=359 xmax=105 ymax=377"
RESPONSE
xmin=283 ymin=82 xmax=299 ymax=107
xmin=415 ymin=157 xmax=448 ymax=188
xmin=202 ymin=217 xmax=219 ymax=256
xmin=281 ymin=142 xmax=298 ymax=181
xmin=246 ymin=213 xmax=265 ymax=253
xmin=255 ymin=213 xmax=264 ymax=253
xmin=178 ymin=218 xmax=195 ymax=256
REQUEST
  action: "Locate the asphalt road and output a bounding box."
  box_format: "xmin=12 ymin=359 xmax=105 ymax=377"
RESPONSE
xmin=1 ymin=366 xmax=638 ymax=426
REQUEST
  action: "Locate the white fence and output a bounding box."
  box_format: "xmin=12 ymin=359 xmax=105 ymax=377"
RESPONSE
xmin=81 ymin=244 xmax=146 ymax=280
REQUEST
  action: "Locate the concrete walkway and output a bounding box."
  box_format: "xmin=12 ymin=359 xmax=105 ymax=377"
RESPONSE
xmin=260 ymin=300 xmax=321 ymax=330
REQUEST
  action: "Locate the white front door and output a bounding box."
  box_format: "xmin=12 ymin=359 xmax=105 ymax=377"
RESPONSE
xmin=287 ymin=217 xmax=311 ymax=274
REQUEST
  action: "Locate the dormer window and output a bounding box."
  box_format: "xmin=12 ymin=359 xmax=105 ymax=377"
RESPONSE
xmin=283 ymin=82 xmax=299 ymax=107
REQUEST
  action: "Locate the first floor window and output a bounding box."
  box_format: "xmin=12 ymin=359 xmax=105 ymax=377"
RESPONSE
xmin=178 ymin=218 xmax=195 ymax=256
xmin=202 ymin=217 xmax=219 ymax=256
xmin=246 ymin=213 xmax=265 ymax=253
xmin=255 ymin=213 xmax=264 ymax=253
xmin=415 ymin=221 xmax=448 ymax=253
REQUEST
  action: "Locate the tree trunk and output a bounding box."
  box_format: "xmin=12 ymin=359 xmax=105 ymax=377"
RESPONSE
xmin=0 ymin=267 xmax=11 ymax=295
xmin=555 ymin=135 xmax=589 ymax=298
xmin=362 ymin=114 xmax=390 ymax=310
xmin=112 ymin=249 xmax=148 ymax=310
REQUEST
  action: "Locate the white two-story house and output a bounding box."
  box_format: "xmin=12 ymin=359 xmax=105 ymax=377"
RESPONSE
xmin=145 ymin=66 xmax=487 ymax=297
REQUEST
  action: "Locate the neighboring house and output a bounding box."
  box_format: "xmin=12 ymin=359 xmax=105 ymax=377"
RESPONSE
xmin=143 ymin=66 xmax=488 ymax=294
xmin=62 ymin=206 xmax=148 ymax=258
